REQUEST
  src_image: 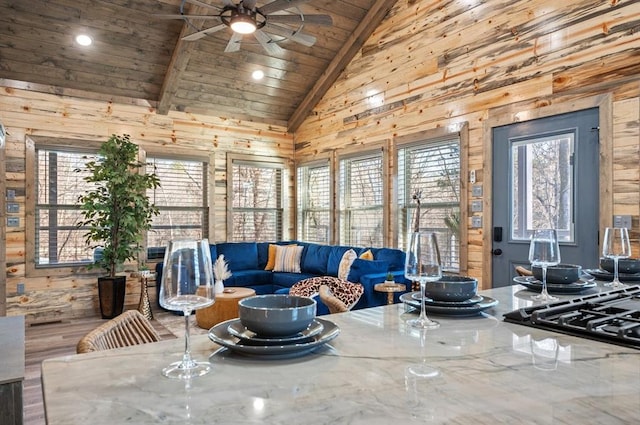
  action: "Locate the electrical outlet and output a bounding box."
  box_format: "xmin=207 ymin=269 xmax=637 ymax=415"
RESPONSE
xmin=7 ymin=217 xmax=19 ymax=227
xmin=472 ymin=184 xmax=483 ymax=197
xmin=471 ymin=200 xmax=483 ymax=212
xmin=17 ymin=283 xmax=25 ymax=295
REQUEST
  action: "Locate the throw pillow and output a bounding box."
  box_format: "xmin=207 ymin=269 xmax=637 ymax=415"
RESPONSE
xmin=359 ymin=249 xmax=374 ymax=260
xmin=347 ymin=259 xmax=390 ymax=283
xmin=273 ymin=245 xmax=304 ymax=273
xmin=265 ymin=244 xmax=296 ymax=271
xmin=337 ymin=249 xmax=357 ymax=280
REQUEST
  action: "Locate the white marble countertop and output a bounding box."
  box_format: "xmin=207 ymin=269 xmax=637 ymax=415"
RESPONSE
xmin=42 ymin=285 xmax=640 ymax=425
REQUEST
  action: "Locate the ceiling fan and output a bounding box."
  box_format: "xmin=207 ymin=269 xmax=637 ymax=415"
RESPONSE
xmin=155 ymin=0 xmax=333 ymax=55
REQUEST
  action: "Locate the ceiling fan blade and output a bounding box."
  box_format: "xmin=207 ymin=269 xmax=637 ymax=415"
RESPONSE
xmin=153 ymin=14 xmax=222 ymax=20
xmin=242 ymin=0 xmax=257 ymax=10
xmin=182 ymin=23 xmax=226 ymax=41
xmin=183 ymin=0 xmax=222 ymax=10
xmin=267 ymin=14 xmax=333 ymax=26
xmin=259 ymin=0 xmax=311 ymax=15
xmin=224 ymin=32 xmax=243 ymax=53
xmin=253 ymin=30 xmax=285 ymax=55
xmin=264 ymin=23 xmax=316 ymax=46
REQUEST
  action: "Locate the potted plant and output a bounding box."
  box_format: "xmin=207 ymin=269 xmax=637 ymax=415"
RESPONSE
xmin=78 ymin=134 xmax=160 ymax=319
xmin=384 ymin=272 xmax=395 ymax=286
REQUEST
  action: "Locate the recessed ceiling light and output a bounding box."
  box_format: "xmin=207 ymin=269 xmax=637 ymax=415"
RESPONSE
xmin=252 ymin=70 xmax=264 ymax=80
xmin=75 ymin=34 xmax=92 ymax=46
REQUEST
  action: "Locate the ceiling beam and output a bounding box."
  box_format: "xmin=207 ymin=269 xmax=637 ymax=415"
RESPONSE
xmin=156 ymin=4 xmax=209 ymax=115
xmin=287 ymin=0 xmax=398 ymax=133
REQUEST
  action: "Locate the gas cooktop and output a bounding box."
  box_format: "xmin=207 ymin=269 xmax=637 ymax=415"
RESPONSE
xmin=504 ymin=285 xmax=640 ymax=349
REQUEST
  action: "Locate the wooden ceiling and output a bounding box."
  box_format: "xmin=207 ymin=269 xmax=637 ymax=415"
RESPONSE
xmin=0 ymin=0 xmax=396 ymax=131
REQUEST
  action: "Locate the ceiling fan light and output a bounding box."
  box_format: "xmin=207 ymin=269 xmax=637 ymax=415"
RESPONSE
xmin=230 ymin=13 xmax=257 ymax=34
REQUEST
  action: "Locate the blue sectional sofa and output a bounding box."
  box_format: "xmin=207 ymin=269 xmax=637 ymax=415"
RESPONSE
xmin=155 ymin=241 xmax=411 ymax=315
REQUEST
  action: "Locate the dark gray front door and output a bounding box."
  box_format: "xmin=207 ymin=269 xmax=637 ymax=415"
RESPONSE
xmin=491 ymin=108 xmax=600 ymax=287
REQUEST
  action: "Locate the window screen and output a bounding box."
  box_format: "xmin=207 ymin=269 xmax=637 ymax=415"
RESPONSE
xmin=230 ymin=160 xmax=283 ymax=241
xmin=398 ymin=139 xmax=460 ymax=272
xmin=297 ymin=161 xmax=331 ymax=244
xmin=146 ymin=157 xmax=207 ymax=256
xmin=338 ymin=152 xmax=384 ymax=247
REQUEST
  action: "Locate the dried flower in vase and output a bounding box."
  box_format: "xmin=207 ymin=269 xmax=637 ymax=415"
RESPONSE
xmin=213 ymin=254 xmax=232 ymax=282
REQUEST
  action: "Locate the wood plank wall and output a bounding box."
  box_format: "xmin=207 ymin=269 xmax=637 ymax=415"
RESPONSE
xmin=294 ymin=0 xmax=640 ymax=289
xmin=0 ymin=90 xmax=293 ymax=323
xmin=1 ymin=0 xmax=639 ymax=321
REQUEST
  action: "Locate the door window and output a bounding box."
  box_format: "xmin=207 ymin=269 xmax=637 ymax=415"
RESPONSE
xmin=510 ymin=132 xmax=575 ymax=242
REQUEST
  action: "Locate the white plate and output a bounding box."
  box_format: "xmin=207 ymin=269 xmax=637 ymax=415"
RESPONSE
xmin=209 ymin=318 xmax=339 ymax=357
xmin=227 ymin=318 xmax=324 ymax=344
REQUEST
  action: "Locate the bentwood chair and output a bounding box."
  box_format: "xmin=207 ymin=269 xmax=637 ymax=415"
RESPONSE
xmin=318 ymin=285 xmax=352 ymax=314
xmin=76 ymin=310 xmax=161 ymax=354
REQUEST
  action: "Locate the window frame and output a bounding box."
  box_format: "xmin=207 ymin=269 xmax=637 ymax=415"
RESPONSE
xmin=394 ymin=124 xmax=469 ymax=273
xmin=26 ymin=136 xmax=105 ymax=277
xmin=226 ymin=153 xmax=290 ymax=242
xmin=143 ymin=148 xmax=213 ymax=260
xmin=336 ymin=141 xmax=390 ymax=247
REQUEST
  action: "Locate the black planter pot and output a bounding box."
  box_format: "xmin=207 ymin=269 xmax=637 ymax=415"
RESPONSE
xmin=98 ymin=276 xmax=126 ymax=319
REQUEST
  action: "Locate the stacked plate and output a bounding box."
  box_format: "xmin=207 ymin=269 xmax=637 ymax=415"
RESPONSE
xmin=400 ymin=292 xmax=498 ymax=316
xmin=513 ymin=275 xmax=597 ymax=294
xmin=208 ymin=317 xmax=339 ymax=358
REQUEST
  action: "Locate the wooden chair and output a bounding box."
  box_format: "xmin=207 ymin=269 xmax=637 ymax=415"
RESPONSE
xmin=515 ymin=266 xmax=533 ymax=277
xmin=76 ymin=310 xmax=161 ymax=354
xmin=318 ymin=284 xmax=363 ymax=314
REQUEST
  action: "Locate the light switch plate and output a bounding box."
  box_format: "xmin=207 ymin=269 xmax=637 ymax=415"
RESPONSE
xmin=471 ymin=216 xmax=482 ymax=228
xmin=471 ymin=200 xmax=483 ymax=212
xmin=472 ymin=184 xmax=483 ymax=197
xmin=613 ymin=215 xmax=632 ymax=229
xmin=7 ymin=217 xmax=19 ymax=227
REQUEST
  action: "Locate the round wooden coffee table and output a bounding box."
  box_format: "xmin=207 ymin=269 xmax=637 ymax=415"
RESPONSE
xmin=196 ymin=287 xmax=256 ymax=329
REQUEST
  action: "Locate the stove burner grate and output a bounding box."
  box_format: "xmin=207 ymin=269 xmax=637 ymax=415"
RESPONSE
xmin=504 ymin=285 xmax=640 ymax=349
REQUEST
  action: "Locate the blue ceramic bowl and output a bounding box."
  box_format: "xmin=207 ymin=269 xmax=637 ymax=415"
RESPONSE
xmin=532 ymin=264 xmax=582 ymax=284
xmin=424 ymin=276 xmax=478 ymax=302
xmin=238 ymin=295 xmax=317 ymax=337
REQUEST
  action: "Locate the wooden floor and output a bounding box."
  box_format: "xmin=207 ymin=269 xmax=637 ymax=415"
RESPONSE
xmin=23 ymin=307 xmax=177 ymax=425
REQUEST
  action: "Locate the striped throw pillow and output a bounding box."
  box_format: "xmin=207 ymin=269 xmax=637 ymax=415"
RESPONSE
xmin=273 ymin=245 xmax=304 ymax=273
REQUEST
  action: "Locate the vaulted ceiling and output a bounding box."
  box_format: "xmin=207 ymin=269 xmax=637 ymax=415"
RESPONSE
xmin=0 ymin=0 xmax=396 ymax=131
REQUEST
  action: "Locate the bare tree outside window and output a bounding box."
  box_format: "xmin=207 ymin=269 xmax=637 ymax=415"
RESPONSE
xmin=297 ymin=163 xmax=330 ymax=244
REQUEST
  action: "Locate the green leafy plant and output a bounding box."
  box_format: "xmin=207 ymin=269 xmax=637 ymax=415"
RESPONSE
xmin=78 ymin=134 xmax=160 ymax=277
xmin=386 ymin=272 xmax=394 ymax=282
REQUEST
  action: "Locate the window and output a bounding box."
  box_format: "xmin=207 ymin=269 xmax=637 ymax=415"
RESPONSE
xmin=146 ymin=156 xmax=208 ymax=256
xmin=32 ymin=145 xmax=98 ymax=268
xmin=228 ymin=156 xmax=286 ymax=241
xmin=297 ymin=160 xmax=331 ymax=244
xmin=398 ymin=138 xmax=461 ymax=272
xmin=338 ymin=151 xmax=384 ymax=247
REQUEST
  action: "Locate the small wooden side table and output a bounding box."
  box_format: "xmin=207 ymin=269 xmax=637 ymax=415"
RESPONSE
xmin=374 ymin=283 xmax=407 ymax=305
xmin=196 ymin=287 xmax=256 ymax=329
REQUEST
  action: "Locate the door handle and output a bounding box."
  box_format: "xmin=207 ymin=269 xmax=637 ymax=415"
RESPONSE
xmin=492 ymin=248 xmax=502 ymax=256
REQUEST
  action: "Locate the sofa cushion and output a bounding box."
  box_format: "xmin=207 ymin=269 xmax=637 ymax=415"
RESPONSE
xmin=272 ymin=272 xmax=318 ymax=289
xmin=371 ymin=247 xmax=406 ymax=271
xmin=347 ymin=259 xmax=390 ymax=283
xmin=224 ymin=270 xmax=273 ymax=288
xmin=273 ymin=245 xmax=304 ymax=273
xmin=216 ymin=242 xmax=258 ymax=271
xmin=301 ymin=244 xmax=332 ymax=275
xmin=359 ymin=249 xmax=374 ymax=260
xmin=327 ymin=246 xmax=361 ymax=276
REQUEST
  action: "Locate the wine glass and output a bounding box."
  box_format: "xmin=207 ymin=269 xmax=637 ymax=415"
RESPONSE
xmin=528 ymin=229 xmax=560 ymax=302
xmin=160 ymin=239 xmax=215 ymax=379
xmin=405 ymin=232 xmax=442 ymax=329
xmin=602 ymin=227 xmax=631 ymax=288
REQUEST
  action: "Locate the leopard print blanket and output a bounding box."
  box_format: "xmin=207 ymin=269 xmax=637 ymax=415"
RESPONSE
xmin=290 ymin=276 xmax=364 ymax=309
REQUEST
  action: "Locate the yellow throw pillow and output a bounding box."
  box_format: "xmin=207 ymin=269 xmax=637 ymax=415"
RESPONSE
xmin=359 ymin=249 xmax=374 ymax=260
xmin=265 ymin=244 xmax=296 ymax=270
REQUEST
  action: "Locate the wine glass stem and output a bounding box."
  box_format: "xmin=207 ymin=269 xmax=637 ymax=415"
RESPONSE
xmin=182 ymin=309 xmax=195 ymax=368
xmin=541 ymin=266 xmax=549 ymax=298
xmin=419 ymin=281 xmax=427 ymax=321
xmin=614 ymin=258 xmax=620 ymax=286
